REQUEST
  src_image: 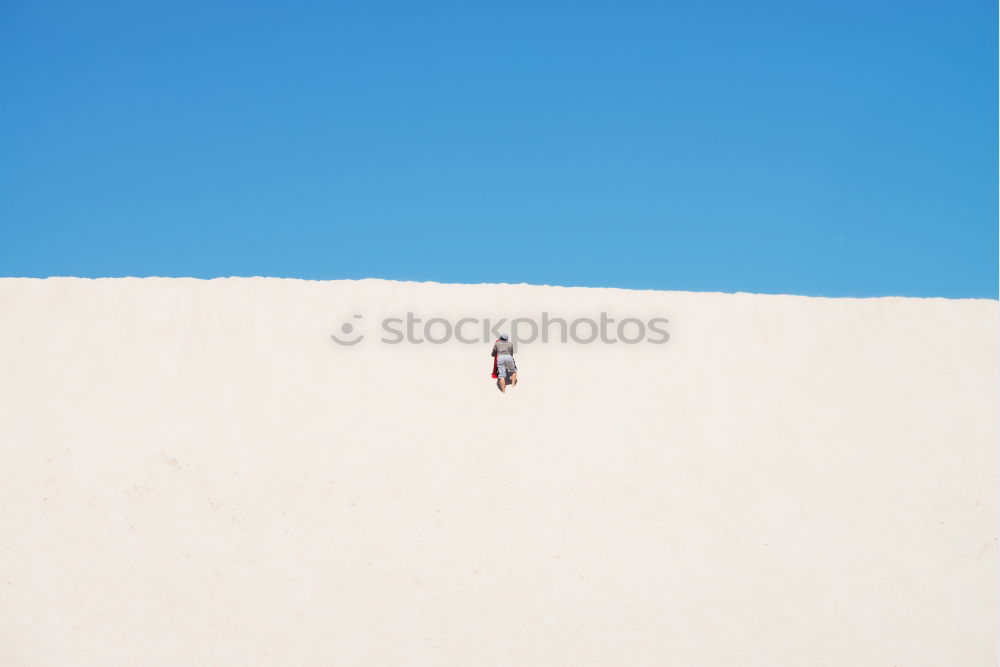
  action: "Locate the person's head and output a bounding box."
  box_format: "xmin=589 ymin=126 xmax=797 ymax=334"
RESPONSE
xmin=499 ymin=334 xmax=509 ymax=341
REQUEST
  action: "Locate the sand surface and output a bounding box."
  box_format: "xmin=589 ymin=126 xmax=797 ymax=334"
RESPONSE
xmin=0 ymin=278 xmax=996 ymax=665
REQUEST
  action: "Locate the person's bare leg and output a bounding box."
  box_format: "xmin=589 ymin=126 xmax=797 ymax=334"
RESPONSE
xmin=511 ymin=372 xmax=517 ymax=386
xmin=499 ymin=377 xmax=506 ymax=393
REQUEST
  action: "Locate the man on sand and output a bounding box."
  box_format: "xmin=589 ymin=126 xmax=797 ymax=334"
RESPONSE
xmin=492 ymin=334 xmax=517 ymax=393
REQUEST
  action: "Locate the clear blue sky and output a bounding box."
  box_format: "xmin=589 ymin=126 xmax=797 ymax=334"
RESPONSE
xmin=2 ymin=1 xmax=996 ymax=297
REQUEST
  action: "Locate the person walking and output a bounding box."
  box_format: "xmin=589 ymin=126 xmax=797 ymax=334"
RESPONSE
xmin=491 ymin=334 xmax=517 ymax=393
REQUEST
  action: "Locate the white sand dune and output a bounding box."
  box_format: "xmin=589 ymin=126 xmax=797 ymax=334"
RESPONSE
xmin=0 ymin=277 xmax=996 ymax=666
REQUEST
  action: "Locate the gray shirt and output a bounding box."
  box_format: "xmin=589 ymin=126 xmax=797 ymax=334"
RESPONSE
xmin=491 ymin=340 xmax=515 ymax=357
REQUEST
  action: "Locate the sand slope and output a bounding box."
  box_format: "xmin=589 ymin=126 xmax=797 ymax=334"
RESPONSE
xmin=0 ymin=278 xmax=996 ymax=666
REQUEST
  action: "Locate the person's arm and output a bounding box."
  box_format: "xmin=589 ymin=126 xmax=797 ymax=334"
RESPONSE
xmin=491 ymin=343 xmax=497 ymax=357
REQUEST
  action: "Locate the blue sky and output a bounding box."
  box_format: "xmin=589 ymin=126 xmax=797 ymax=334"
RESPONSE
xmin=1 ymin=1 xmax=996 ymax=297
